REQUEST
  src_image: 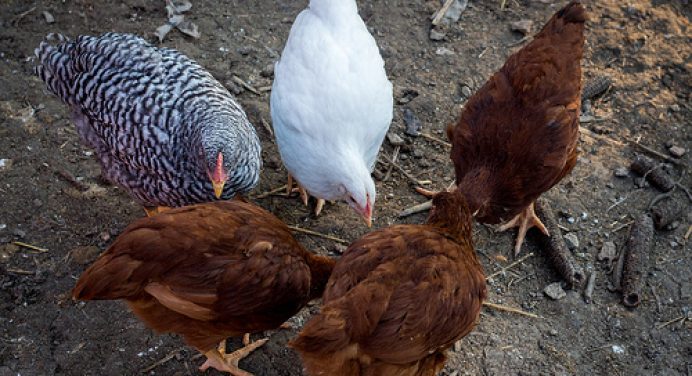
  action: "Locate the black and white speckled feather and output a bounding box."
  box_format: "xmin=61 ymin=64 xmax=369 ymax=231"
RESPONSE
xmin=34 ymin=33 xmax=261 ymax=207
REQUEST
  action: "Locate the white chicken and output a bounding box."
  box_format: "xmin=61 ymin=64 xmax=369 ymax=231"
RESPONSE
xmin=271 ymin=0 xmax=393 ymax=226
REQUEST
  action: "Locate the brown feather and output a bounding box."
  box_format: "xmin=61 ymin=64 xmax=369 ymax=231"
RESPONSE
xmin=73 ymin=200 xmax=335 ymax=353
xmin=448 ymin=1 xmax=586 ymax=224
xmin=291 ymin=189 xmax=486 ymax=375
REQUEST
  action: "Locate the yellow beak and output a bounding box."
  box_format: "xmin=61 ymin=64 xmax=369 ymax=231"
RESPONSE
xmin=212 ymin=181 xmax=225 ymax=199
xmin=364 ymin=215 xmax=372 ymax=228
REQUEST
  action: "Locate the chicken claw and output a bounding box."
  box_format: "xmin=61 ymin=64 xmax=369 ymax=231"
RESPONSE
xmin=496 ymin=202 xmax=549 ymax=256
xmin=200 ymin=338 xmax=269 ymax=376
xmin=287 ymin=174 xmax=326 ymax=216
xmin=143 ymin=206 xmax=170 ymax=217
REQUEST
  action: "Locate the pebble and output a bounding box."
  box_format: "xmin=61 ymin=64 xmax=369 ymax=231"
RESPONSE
xmin=460 ymin=85 xmax=472 ymax=98
xmin=510 ymin=19 xmax=533 ymax=35
xmin=42 ymin=11 xmax=55 ymax=24
xmin=387 ymin=132 xmax=405 ymax=146
xmin=597 ymin=241 xmax=617 ymax=263
xmin=32 ymin=199 xmax=43 ymax=207
xmin=435 ymin=47 xmax=455 ymax=56
xmin=668 ymin=145 xmax=686 ymax=158
xmin=548 ymin=329 xmax=558 ymax=336
xmin=567 ymin=217 xmax=576 ymax=224
xmin=429 ymin=28 xmax=446 ymax=41
xmin=544 ymin=282 xmax=566 ymax=300
xmin=12 ymin=228 xmax=26 ymax=238
xmin=260 ymin=63 xmax=275 ymax=78
xmin=70 ymin=246 xmax=101 ymax=265
xmin=402 ymin=108 xmax=422 ymax=137
xmin=564 ymin=233 xmax=579 ymax=250
xmin=614 ymin=167 xmax=629 ymax=178
xmin=397 ymin=89 xmax=419 ymax=105
xmin=669 ymin=104 xmax=680 ymax=112
xmin=236 ymin=46 xmax=253 ymax=56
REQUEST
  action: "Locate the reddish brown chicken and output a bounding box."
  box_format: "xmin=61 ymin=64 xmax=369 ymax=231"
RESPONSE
xmin=290 ymin=189 xmax=486 ymax=376
xmin=73 ymin=200 xmax=334 ymax=376
xmin=445 ymin=1 xmax=586 ymax=255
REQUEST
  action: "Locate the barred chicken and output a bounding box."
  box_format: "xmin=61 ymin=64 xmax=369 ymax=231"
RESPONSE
xmin=271 ymin=0 xmax=393 ymax=226
xmin=35 ymin=33 xmax=262 ymax=215
xmin=73 ymin=200 xmax=334 ymax=375
xmin=291 ymin=189 xmax=486 ymax=375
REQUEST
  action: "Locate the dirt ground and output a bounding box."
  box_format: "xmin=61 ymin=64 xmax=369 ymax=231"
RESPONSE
xmin=1 ymin=0 xmax=690 ymax=375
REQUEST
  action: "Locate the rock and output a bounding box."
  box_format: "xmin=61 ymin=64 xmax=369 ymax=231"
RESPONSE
xmin=438 ymin=0 xmax=468 ymax=24
xmin=387 ymin=132 xmax=405 ymax=147
xmin=614 ymin=167 xmax=629 ymax=178
xmin=460 ymin=85 xmax=472 ymax=98
xmin=429 ymin=28 xmax=446 ymax=41
xmin=236 ymin=46 xmax=253 ymax=56
xmin=397 ymin=89 xmax=419 ymax=105
xmin=0 ymin=159 xmax=12 ymax=172
xmin=435 ymin=47 xmax=455 ymax=56
xmin=510 ymin=19 xmax=533 ymax=35
xmin=564 ymin=233 xmax=579 ymax=250
xmin=260 ymin=63 xmax=275 ymax=78
xmin=669 ymin=104 xmax=680 ymax=112
xmin=668 ymin=145 xmax=686 ymax=158
xmin=402 ymin=108 xmax=422 ymax=137
xmin=70 ymin=246 xmax=101 ymax=265
xmin=597 ymin=241 xmax=617 ymax=263
xmin=224 ymin=80 xmax=243 ymax=96
xmin=12 ymin=228 xmax=26 ymax=239
xmin=544 ymin=282 xmax=566 ymax=300
xmin=42 ymin=11 xmax=55 ymax=24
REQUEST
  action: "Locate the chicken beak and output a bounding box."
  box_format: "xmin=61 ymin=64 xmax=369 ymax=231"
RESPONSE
xmin=212 ymin=180 xmax=225 ymax=199
xmin=362 ymin=202 xmax=372 ymax=228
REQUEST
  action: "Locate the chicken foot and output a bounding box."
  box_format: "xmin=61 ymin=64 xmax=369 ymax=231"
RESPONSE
xmin=287 ymin=174 xmax=326 ymax=216
xmin=199 ymin=337 xmax=269 ymax=376
xmin=496 ymin=202 xmax=549 ymax=256
xmin=143 ymin=206 xmax=171 ymax=217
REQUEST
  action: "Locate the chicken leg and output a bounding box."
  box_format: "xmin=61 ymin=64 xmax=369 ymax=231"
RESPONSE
xmin=496 ymin=202 xmax=549 ymax=256
xmin=287 ymin=174 xmax=326 ymax=216
xmin=143 ymin=206 xmax=170 ymax=217
xmin=199 ymin=337 xmax=269 ymax=376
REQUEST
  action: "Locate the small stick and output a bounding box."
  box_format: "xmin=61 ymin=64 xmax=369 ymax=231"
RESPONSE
xmin=656 ymin=316 xmax=686 ymax=329
xmin=251 ymin=184 xmax=288 ymax=200
xmin=383 ymin=146 xmax=401 ymax=182
xmin=288 ymin=225 xmax=349 ymax=245
xmin=584 ymin=271 xmax=596 ymax=304
xmin=611 ymin=243 xmax=626 ymax=292
xmin=485 ymin=252 xmax=534 ymax=280
xmin=55 ymin=169 xmax=89 ymax=192
xmin=13 ymin=241 xmax=48 ymax=253
xmin=650 ymin=284 xmax=662 ymax=313
xmin=6 ymin=268 xmax=34 ymax=275
xmin=650 ymin=197 xmax=684 ymax=230
xmin=141 ymin=348 xmax=184 ymax=373
xmin=630 ymin=156 xmax=676 ymax=192
xmin=622 ymin=214 xmax=654 ymax=308
xmin=379 ymin=154 xmax=427 ymax=186
xmin=11 ymin=6 xmax=36 ymax=25
xmin=685 ymin=225 xmax=692 ymax=241
xmin=534 ymin=199 xmax=586 ymax=288
xmin=420 ymin=133 xmax=451 ymax=148
xmin=482 ymin=301 xmax=541 ymax=319
xmin=631 ymin=142 xmax=683 ymax=167
xmin=398 ymin=200 xmax=432 ymax=218
xmin=259 ymin=117 xmax=274 ymax=136
xmin=232 ymin=75 xmax=261 ymax=95
xmin=431 ymin=0 xmax=456 ymax=26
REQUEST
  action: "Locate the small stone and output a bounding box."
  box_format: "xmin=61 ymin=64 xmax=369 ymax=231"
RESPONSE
xmin=99 ymin=231 xmax=111 ymax=242
xmin=669 ymin=241 xmax=678 ymax=248
xmin=397 ymin=89 xmax=419 ymax=105
xmin=567 ymin=217 xmax=575 ymax=224
xmin=387 ymin=132 xmax=405 ymax=146
xmin=224 ymin=80 xmax=243 ymax=95
xmin=597 ymin=241 xmax=617 ymax=263
xmin=70 ymin=246 xmax=101 ymax=265
xmin=402 ymin=108 xmax=422 ymax=137
xmin=42 ymin=11 xmax=55 ymax=24
xmin=611 ymin=345 xmax=625 ymax=355
xmin=429 ymin=28 xmax=446 ymax=41
xmin=435 ymin=47 xmax=455 ymax=56
xmin=32 ymin=199 xmax=43 ymax=207
xmin=666 ymin=221 xmax=680 ymax=231
xmin=260 ymin=63 xmax=274 ymax=78
xmin=331 ymin=244 xmax=347 ymax=254
xmin=668 ymin=146 xmax=686 ymax=158
xmin=0 ymin=159 xmax=12 ymax=171
xmin=510 ymin=19 xmax=533 ymax=35
xmin=564 ymin=233 xmax=579 ymax=250
xmin=549 ymin=329 xmax=558 ymax=336
xmin=669 ymin=104 xmax=680 ymax=112
xmin=544 ymin=282 xmax=566 ymax=300
xmin=461 ymin=85 xmax=472 ymax=98
xmin=614 ymin=167 xmax=629 ymax=178
xmin=12 ymin=228 xmax=26 ymax=239
xmin=236 ymin=46 xmax=253 ymax=56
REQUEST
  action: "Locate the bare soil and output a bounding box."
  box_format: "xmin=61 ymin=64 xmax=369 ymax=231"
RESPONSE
xmin=1 ymin=1 xmax=690 ymax=375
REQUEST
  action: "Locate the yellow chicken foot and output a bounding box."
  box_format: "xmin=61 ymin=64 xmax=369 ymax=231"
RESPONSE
xmin=287 ymin=174 xmax=325 ymax=216
xmin=496 ymin=202 xmax=549 ymax=256
xmin=143 ymin=206 xmax=171 ymax=217
xmin=199 ymin=338 xmax=269 ymax=376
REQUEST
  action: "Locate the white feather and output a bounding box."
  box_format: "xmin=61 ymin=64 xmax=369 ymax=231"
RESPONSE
xmin=271 ymin=0 xmax=393 ymax=206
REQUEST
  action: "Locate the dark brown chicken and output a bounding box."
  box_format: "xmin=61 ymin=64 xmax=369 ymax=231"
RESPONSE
xmin=73 ymin=201 xmax=334 ymax=376
xmin=290 ymin=189 xmax=486 ymax=376
xmin=446 ymin=1 xmax=586 ymax=255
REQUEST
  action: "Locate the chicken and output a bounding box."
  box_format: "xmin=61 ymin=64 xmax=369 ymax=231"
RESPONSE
xmin=34 ymin=33 xmax=262 ymax=215
xmin=290 ymin=189 xmax=486 ymax=376
xmin=72 ymin=200 xmax=334 ymax=376
xmin=271 ymin=0 xmax=393 ymax=226
xmin=445 ymin=1 xmax=586 ymax=254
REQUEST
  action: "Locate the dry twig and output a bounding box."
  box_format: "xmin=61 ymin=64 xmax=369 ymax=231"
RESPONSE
xmin=288 ymin=225 xmax=349 ymax=245
xmin=251 ymin=184 xmax=288 ymax=200
xmin=141 ymin=348 xmax=184 ymax=373
xmin=420 ymin=133 xmax=451 ymax=147
xmin=398 ymin=200 xmax=432 ymax=218
xmin=232 ymin=75 xmax=261 ymax=95
xmin=486 ymin=252 xmax=534 ymax=280
xmin=482 ymin=301 xmax=541 ymax=319
xmin=431 ymin=0 xmax=456 ymax=26
xmin=13 ymin=241 xmax=48 ymax=253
